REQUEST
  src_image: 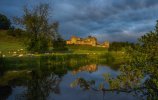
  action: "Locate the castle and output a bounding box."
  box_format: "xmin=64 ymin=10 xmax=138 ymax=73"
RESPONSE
xmin=72 ymin=64 xmax=97 ymax=75
xmin=66 ymin=36 xmax=109 ymax=48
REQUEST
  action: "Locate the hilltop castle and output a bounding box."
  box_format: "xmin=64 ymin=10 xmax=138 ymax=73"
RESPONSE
xmin=66 ymin=36 xmax=109 ymax=48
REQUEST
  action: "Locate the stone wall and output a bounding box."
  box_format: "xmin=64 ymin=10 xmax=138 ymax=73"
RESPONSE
xmin=66 ymin=36 xmax=109 ymax=48
xmin=66 ymin=36 xmax=97 ymax=46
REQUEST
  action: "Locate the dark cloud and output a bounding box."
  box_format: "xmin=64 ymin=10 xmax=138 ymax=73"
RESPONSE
xmin=1 ymin=0 xmax=158 ymax=42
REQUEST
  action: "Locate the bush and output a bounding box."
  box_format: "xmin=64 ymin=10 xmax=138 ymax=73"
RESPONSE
xmin=53 ymin=38 xmax=68 ymax=51
xmin=26 ymin=35 xmax=50 ymax=53
xmin=108 ymin=42 xmax=134 ymax=52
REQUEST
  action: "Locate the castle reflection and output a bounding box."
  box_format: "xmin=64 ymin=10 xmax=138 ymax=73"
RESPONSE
xmin=72 ymin=64 xmax=98 ymax=75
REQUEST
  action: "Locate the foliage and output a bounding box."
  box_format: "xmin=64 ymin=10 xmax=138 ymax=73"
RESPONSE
xmin=108 ymin=41 xmax=134 ymax=52
xmin=101 ymin=52 xmax=115 ymax=62
xmin=0 ymin=13 xmax=11 ymax=30
xmin=52 ymin=36 xmax=68 ymax=51
xmin=15 ymin=3 xmax=59 ymax=53
xmin=26 ymin=34 xmax=50 ymax=53
xmin=70 ymin=78 xmax=95 ymax=90
xmin=7 ymin=27 xmax=25 ymax=37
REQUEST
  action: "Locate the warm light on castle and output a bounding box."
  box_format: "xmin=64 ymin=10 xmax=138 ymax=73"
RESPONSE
xmin=66 ymin=36 xmax=109 ymax=48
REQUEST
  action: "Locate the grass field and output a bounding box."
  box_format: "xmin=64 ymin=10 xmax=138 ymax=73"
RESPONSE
xmin=67 ymin=45 xmax=108 ymax=54
xmin=0 ymin=30 xmax=25 ymax=53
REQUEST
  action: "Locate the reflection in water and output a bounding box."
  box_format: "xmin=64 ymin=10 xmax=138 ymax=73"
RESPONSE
xmin=0 ymin=86 xmax=12 ymax=100
xmin=72 ymin=64 xmax=97 ymax=75
xmin=0 ymin=56 xmax=140 ymax=100
xmin=22 ymin=71 xmax=61 ymax=100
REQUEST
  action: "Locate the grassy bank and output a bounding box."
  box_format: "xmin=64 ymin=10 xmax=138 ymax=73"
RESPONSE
xmin=1 ymin=53 xmax=112 ymax=67
xmin=0 ymin=30 xmax=25 ymax=53
xmin=67 ymin=45 xmax=108 ymax=54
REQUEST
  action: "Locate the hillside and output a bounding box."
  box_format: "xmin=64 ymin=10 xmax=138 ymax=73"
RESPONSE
xmin=0 ymin=30 xmax=25 ymax=53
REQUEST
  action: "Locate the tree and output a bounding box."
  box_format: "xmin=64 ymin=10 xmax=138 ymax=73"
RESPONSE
xmin=108 ymin=42 xmax=134 ymax=52
xmin=0 ymin=14 xmax=11 ymax=30
xmin=15 ymin=3 xmax=59 ymax=53
xmin=52 ymin=36 xmax=67 ymax=51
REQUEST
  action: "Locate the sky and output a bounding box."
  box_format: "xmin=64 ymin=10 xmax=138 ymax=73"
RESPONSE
xmin=0 ymin=0 xmax=158 ymax=42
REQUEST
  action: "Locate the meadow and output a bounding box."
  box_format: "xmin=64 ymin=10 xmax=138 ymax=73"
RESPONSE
xmin=0 ymin=30 xmax=25 ymax=53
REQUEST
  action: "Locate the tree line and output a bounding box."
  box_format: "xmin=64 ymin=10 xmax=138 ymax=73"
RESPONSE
xmin=108 ymin=41 xmax=134 ymax=52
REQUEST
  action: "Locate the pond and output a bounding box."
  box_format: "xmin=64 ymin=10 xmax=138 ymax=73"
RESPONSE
xmin=0 ymin=59 xmax=141 ymax=100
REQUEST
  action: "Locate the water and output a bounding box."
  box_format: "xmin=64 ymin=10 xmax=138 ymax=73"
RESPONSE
xmin=0 ymin=64 xmax=140 ymax=100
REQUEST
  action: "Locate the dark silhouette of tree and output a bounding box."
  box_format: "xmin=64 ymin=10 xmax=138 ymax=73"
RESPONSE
xmin=108 ymin=42 xmax=134 ymax=52
xmin=24 ymin=70 xmax=61 ymax=100
xmin=0 ymin=13 xmax=11 ymax=30
xmin=53 ymin=36 xmax=67 ymax=51
xmin=0 ymin=86 xmax=12 ymax=100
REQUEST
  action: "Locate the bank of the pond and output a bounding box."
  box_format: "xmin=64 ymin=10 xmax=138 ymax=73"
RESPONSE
xmin=0 ymin=52 xmax=126 ymax=71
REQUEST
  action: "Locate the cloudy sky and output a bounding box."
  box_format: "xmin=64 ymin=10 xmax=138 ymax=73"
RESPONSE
xmin=0 ymin=0 xmax=158 ymax=42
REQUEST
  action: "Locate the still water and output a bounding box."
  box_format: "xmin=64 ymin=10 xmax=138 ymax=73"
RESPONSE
xmin=0 ymin=63 xmax=141 ymax=100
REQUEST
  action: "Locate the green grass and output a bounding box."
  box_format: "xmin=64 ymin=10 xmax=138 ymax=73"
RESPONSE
xmin=67 ymin=45 xmax=108 ymax=54
xmin=0 ymin=41 xmax=24 ymax=51
xmin=0 ymin=30 xmax=25 ymax=53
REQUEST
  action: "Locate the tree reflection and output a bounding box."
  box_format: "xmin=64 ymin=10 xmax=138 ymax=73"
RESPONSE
xmin=15 ymin=56 xmax=65 ymax=100
xmin=0 ymin=86 xmax=12 ymax=100
xmin=24 ymin=70 xmax=61 ymax=100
